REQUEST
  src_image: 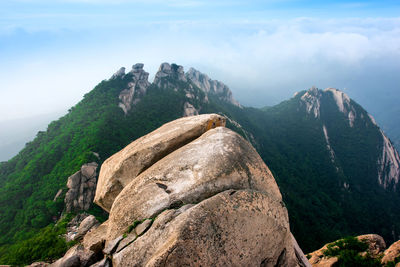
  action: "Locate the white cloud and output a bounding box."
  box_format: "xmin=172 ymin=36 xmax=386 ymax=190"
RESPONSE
xmin=1 ymin=17 xmax=400 ymax=120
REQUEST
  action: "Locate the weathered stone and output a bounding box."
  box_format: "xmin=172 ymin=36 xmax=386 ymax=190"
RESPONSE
xmin=106 ymin=126 xmax=282 ymax=240
xmin=94 ymin=113 xmax=226 ymax=212
xmin=50 ymin=244 xmax=97 ymax=267
xmin=118 ymin=63 xmax=150 ymax=114
xmin=153 ymin=63 xmax=187 ymax=89
xmin=75 ymin=215 xmax=99 ymax=240
xmin=103 ymin=235 xmax=123 ymax=255
xmin=89 ymin=257 xmax=111 ymax=267
xmin=182 ymin=102 xmax=198 ymax=117
xmin=27 ymin=262 xmax=50 ymax=267
xmin=291 ymin=233 xmax=312 ymax=267
xmin=83 ymin=222 xmax=108 ymax=254
xmin=112 ymin=190 xmax=296 ymax=266
xmin=186 ymin=67 xmax=241 ymax=107
xmin=65 ymin=162 xmax=98 ymax=212
xmin=382 ymin=240 xmax=400 ymax=264
xmin=357 ymin=234 xmax=386 ymax=258
xmin=65 ymin=213 xmax=90 ymax=242
xmin=307 ymin=243 xmax=336 ymax=267
xmin=135 ymin=219 xmax=152 ymax=236
xmin=115 ymin=232 xmax=137 ymax=253
xmin=308 ymin=234 xmax=386 ymax=266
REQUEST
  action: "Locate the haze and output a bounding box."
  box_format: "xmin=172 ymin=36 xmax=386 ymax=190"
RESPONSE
xmin=1 ymin=0 xmax=400 ymax=158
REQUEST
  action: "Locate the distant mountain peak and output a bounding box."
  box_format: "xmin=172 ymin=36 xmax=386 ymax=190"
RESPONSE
xmin=300 ymin=87 xmax=356 ymax=127
xmin=186 ymin=67 xmax=241 ymax=107
xmin=118 ymin=63 xmax=150 ymax=114
xmin=298 ymin=86 xmax=400 ymax=192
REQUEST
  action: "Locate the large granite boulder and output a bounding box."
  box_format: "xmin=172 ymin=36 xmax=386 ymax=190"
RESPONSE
xmin=106 ymin=126 xmax=282 ymax=240
xmin=58 ymin=114 xmax=310 ymax=266
xmin=94 ymin=113 xmax=226 ymax=212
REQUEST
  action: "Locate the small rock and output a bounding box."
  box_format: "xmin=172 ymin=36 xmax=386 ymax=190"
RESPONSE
xmin=115 ymin=232 xmax=137 ymax=253
xmin=103 ymin=235 xmax=123 ymax=255
xmin=75 ymin=215 xmax=99 ymax=240
xmin=135 ymin=219 xmax=152 ymax=236
xmin=83 ymin=222 xmax=108 ymax=253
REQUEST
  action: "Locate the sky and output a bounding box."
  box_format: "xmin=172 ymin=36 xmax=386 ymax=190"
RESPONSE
xmin=1 ymin=0 xmax=400 ymax=122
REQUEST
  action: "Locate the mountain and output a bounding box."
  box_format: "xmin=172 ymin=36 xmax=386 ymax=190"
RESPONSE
xmin=0 ymin=62 xmax=399 ymax=265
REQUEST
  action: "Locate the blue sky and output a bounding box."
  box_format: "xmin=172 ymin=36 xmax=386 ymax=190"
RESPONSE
xmin=1 ymin=0 xmax=400 ymax=121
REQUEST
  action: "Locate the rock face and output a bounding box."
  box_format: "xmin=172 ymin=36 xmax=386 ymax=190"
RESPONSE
xmin=382 ymin=240 xmax=400 ymax=264
xmin=113 ymin=190 xmax=295 ymax=266
xmin=153 ymin=62 xmax=187 ymax=89
xmin=88 ymin=115 xmax=309 ymax=266
xmin=298 ymin=87 xmax=400 ymax=192
xmin=118 ymin=63 xmax=150 ymax=114
xmin=65 ymin=162 xmax=98 ymax=212
xmin=94 ymin=113 xmax=226 ymax=212
xmin=186 ymin=67 xmax=241 ymax=107
xmin=106 ymin=126 xmax=282 ymax=240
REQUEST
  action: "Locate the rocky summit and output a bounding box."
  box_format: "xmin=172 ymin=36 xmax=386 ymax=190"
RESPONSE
xmin=54 ymin=114 xmax=310 ymax=266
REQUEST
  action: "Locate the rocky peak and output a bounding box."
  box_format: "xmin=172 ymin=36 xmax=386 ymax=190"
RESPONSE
xmin=153 ymin=62 xmax=187 ymax=88
xmin=110 ymin=67 xmax=126 ymax=79
xmin=118 ymin=63 xmax=150 ymax=114
xmin=186 ymin=67 xmax=241 ymax=107
xmin=300 ymin=87 xmax=357 ymax=127
xmin=300 ymin=86 xmax=323 ymax=118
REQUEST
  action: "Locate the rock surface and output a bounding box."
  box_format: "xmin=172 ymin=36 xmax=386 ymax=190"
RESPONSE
xmin=65 ymin=162 xmax=98 ymax=212
xmin=50 ymin=244 xmax=100 ymax=267
xmin=94 ymin=113 xmax=226 ymax=212
xmin=56 ymin=114 xmax=309 ymax=266
xmin=113 ymin=190 xmax=296 ymax=266
xmin=357 ymin=234 xmax=386 ymax=258
xmin=186 ymin=67 xmax=241 ymax=107
xmin=106 ymin=126 xmax=282 ymax=240
xmin=75 ymin=215 xmax=99 ymax=241
xmin=382 ymin=240 xmax=400 ymax=264
xmin=153 ymin=63 xmax=187 ymax=89
xmin=118 ymin=63 xmax=150 ymax=114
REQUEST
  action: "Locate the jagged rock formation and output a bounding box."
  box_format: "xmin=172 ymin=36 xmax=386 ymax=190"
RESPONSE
xmin=59 ymin=114 xmax=309 ymax=266
xmin=298 ymin=87 xmax=400 ymax=192
xmin=65 ymin=162 xmax=98 ymax=212
xmin=117 ymin=64 xmax=150 ymax=114
xmin=153 ymin=62 xmax=187 ymax=88
xmin=112 ymin=63 xmax=240 ymax=118
xmin=94 ymin=114 xmax=226 ymax=212
xmin=186 ymin=67 xmax=241 ymax=107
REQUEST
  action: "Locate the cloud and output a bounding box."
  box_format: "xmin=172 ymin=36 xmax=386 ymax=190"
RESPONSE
xmin=1 ymin=16 xmax=400 ymax=120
